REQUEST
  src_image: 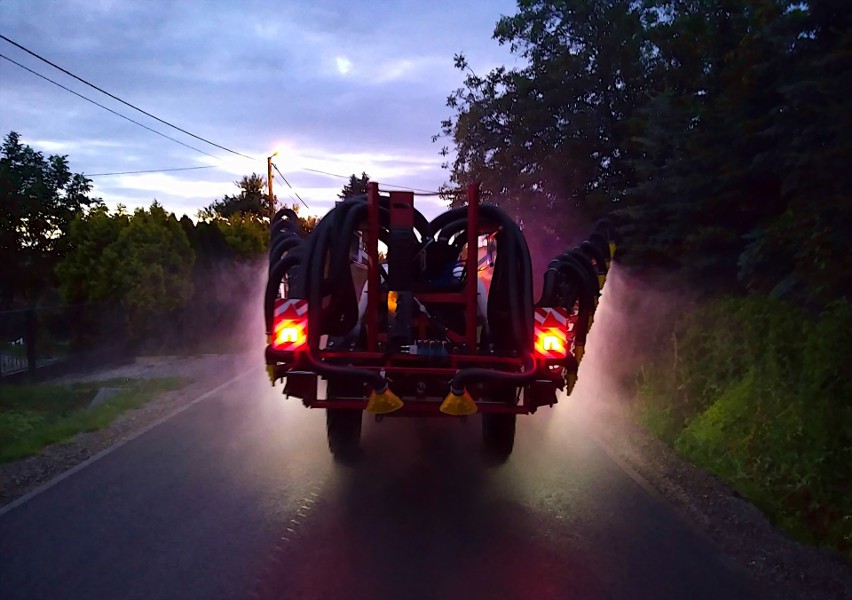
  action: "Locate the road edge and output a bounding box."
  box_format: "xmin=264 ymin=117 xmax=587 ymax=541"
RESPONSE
xmin=0 ymin=367 xmax=257 ymax=517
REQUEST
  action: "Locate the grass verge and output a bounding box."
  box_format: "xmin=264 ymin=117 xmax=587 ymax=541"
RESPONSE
xmin=0 ymin=376 xmax=188 ymax=463
xmin=634 ymin=297 xmax=851 ymax=561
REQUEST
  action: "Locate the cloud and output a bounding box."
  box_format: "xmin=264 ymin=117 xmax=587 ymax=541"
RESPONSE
xmin=0 ymin=0 xmax=519 ymax=220
xmin=335 ymin=56 xmax=352 ymax=75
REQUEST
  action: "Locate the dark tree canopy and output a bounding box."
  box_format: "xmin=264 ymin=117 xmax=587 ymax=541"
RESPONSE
xmin=439 ymin=0 xmax=851 ymax=305
xmin=0 ymin=131 xmax=99 ymax=307
xmin=338 ymin=172 xmax=370 ymax=199
xmin=201 ymin=173 xmax=270 ymax=220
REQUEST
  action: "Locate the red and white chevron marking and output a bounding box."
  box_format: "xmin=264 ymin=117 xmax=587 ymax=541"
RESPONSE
xmin=272 ymin=298 xmax=308 ymax=351
xmin=275 ymin=298 xmax=308 ymax=319
xmin=534 ymin=307 xmax=569 ymax=359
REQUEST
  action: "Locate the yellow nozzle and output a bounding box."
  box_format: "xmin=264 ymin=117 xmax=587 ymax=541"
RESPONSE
xmin=266 ymin=364 xmax=276 ymax=386
xmin=440 ymin=388 xmax=478 ymax=416
xmin=366 ymin=386 xmax=403 ymax=414
xmin=609 ymin=242 xmax=617 ymax=258
xmin=574 ymin=345 xmax=585 ymax=363
xmin=598 ymin=274 xmax=606 ymax=289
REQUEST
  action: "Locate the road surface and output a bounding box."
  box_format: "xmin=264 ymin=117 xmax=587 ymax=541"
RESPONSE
xmin=0 ymin=370 xmax=764 ymax=599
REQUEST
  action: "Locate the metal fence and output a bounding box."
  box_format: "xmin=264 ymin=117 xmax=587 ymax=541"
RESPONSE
xmin=0 ymin=303 xmax=129 ymax=383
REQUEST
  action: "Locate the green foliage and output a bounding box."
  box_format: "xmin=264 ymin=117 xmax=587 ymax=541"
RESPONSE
xmin=440 ymin=1 xmax=851 ymax=302
xmin=200 ymin=173 xmax=270 ymax=220
xmin=56 ymin=203 xmax=195 ymax=342
xmin=0 ymin=131 xmax=99 ymax=307
xmin=440 ymin=1 xmax=650 ymax=226
xmin=0 ymin=377 xmax=187 ymax=462
xmin=637 ymin=297 xmax=852 ymax=557
xmin=214 ymin=213 xmax=267 ymax=258
xmin=56 ymin=205 xmax=130 ymax=304
xmin=197 ymin=173 xmax=317 ymax=257
xmin=114 ymin=203 xmax=195 ymax=339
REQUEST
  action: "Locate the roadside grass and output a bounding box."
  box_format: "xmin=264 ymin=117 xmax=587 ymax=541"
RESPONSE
xmin=0 ymin=377 xmax=188 ymax=463
xmin=634 ymin=297 xmax=852 ymax=561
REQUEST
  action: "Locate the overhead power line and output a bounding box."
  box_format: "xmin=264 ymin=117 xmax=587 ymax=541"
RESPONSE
xmin=0 ymin=34 xmax=254 ymax=160
xmin=272 ymin=164 xmax=309 ymax=210
xmin=0 ymin=53 xmax=218 ymax=159
xmin=300 ymin=166 xmax=441 ymax=195
xmin=272 ymin=174 xmax=302 ymax=207
xmin=86 ymin=166 xmax=215 ymax=177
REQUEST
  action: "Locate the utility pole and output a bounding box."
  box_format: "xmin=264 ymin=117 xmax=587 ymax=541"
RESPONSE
xmin=267 ymin=151 xmax=278 ymax=221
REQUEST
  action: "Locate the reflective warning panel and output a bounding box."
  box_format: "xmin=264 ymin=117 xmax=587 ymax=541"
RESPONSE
xmin=272 ymin=298 xmax=308 ymax=351
xmin=534 ymin=307 xmax=569 ymax=359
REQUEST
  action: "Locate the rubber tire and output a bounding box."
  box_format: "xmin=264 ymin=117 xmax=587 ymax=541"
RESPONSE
xmin=326 ymin=409 xmax=362 ymax=460
xmin=482 ymin=413 xmax=516 ymax=463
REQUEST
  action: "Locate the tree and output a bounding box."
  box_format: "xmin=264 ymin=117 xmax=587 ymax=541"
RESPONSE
xmin=214 ymin=213 xmax=267 ymax=258
xmin=55 ymin=205 xmax=130 ymax=304
xmin=338 ymin=172 xmax=370 ymax=199
xmin=438 ymin=2 xmax=650 ymax=226
xmin=289 ymin=203 xmax=319 ymax=235
xmin=0 ymin=131 xmax=99 ymax=307
xmin=438 ymin=1 xmax=851 ymax=303
xmin=115 ymin=203 xmax=194 ymax=340
xmin=201 ymin=173 xmax=270 ymax=220
xmin=621 ymin=0 xmax=794 ymax=290
xmin=56 ymin=202 xmax=195 ymax=341
xmin=737 ymin=1 xmax=852 ymax=305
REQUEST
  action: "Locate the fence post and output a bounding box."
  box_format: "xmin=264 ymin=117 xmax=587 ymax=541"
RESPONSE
xmin=25 ymin=308 xmax=37 ymax=381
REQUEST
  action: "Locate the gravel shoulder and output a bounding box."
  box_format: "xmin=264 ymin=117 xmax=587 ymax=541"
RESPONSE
xmin=580 ymin=398 xmax=852 ymax=600
xmin=0 ymin=353 xmax=254 ymax=508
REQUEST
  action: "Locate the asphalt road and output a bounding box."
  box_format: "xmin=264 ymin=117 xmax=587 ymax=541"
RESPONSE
xmin=0 ymin=370 xmax=766 ymax=600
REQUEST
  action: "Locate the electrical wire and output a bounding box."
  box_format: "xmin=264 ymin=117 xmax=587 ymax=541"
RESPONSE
xmin=299 ymin=166 xmax=442 ymax=195
xmin=0 ymin=53 xmax=218 ymax=159
xmin=0 ymin=34 xmax=254 ymax=160
xmin=272 ymin=163 xmax=309 ymax=210
xmin=86 ymin=166 xmax=215 ymax=176
xmin=1 ymin=36 xmax=446 ymax=205
xmin=272 ymin=174 xmax=302 ymax=208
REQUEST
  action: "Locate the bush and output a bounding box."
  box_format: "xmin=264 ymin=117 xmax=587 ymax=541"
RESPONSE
xmin=636 ymin=296 xmax=852 ymax=557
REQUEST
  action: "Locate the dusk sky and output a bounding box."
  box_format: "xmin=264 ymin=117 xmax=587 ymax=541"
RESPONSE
xmin=0 ymin=0 xmax=521 ymax=219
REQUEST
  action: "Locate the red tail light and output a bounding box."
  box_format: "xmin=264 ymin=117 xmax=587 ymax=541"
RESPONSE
xmin=272 ymin=299 xmax=308 ymax=351
xmin=534 ymin=307 xmax=569 ymax=359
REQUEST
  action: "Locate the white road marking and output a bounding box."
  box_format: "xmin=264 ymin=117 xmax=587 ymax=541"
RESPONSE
xmin=0 ymin=368 xmax=259 ymax=517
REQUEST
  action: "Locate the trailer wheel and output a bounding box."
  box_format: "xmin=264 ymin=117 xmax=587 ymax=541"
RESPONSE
xmin=482 ymin=413 xmax=515 ymax=463
xmin=326 ymin=409 xmax=362 ymax=460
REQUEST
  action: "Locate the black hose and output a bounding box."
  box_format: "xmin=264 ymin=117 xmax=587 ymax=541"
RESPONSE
xmin=268 ymin=236 xmax=303 ymax=272
xmin=579 ymin=240 xmax=608 ymax=275
xmin=302 ymin=207 xmax=386 ymax=389
xmin=550 ymin=254 xmax=595 ymax=347
xmin=588 ymin=232 xmax=611 ymax=262
xmin=449 ymin=353 xmax=538 ymax=395
xmin=269 ymin=218 xmax=301 ymax=241
xmin=272 ymin=207 xmax=299 ymax=225
xmin=569 ymin=248 xmax=600 ymax=297
xmin=437 ymin=210 xmax=529 ymax=351
xmin=264 ymin=251 xmax=304 ymax=332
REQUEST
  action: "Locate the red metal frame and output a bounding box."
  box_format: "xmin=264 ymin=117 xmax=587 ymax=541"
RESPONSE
xmin=318 ymin=351 xmax=521 ymax=367
xmin=311 ymin=399 xmax=533 ymax=414
xmin=465 ymin=183 xmax=479 ymax=350
xmin=366 ymin=182 xmax=380 ymax=352
xmin=267 ymin=182 xmax=562 ymax=415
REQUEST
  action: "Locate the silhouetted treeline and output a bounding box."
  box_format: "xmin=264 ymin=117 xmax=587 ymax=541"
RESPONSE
xmin=441 ymin=0 xmax=850 ymax=307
